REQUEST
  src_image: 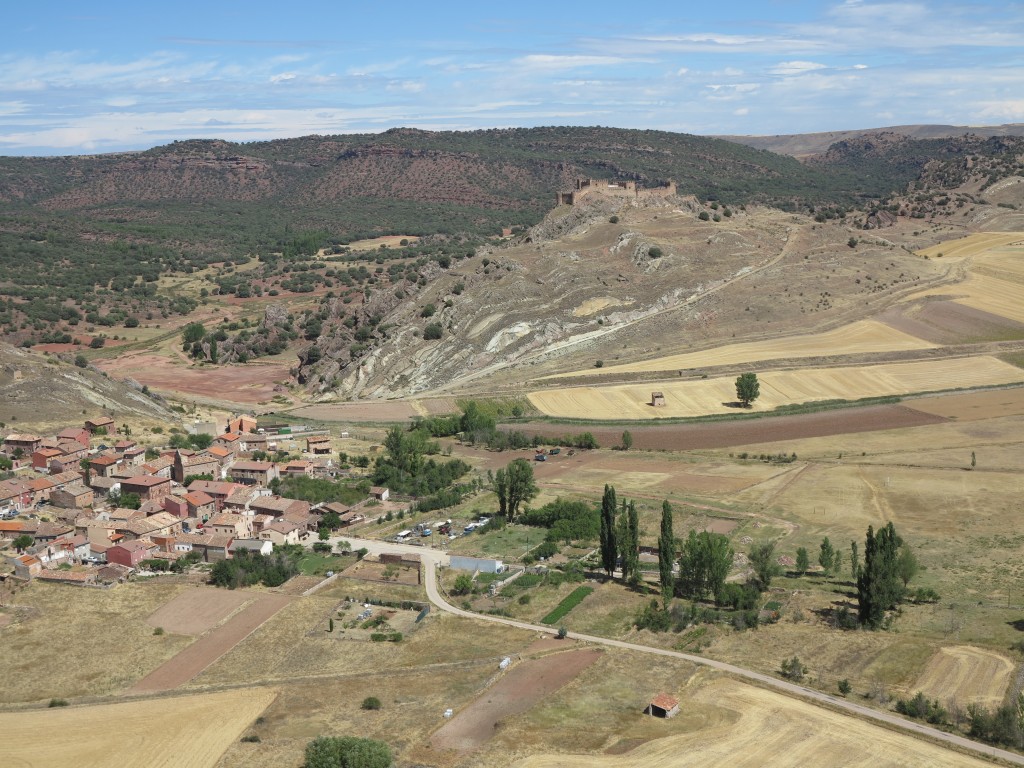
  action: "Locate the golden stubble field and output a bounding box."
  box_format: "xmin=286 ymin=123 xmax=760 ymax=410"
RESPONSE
xmin=0 ymin=689 xmax=275 ymax=768
xmin=545 ymin=319 xmax=935 ymax=379
xmin=512 ymin=677 xmax=998 ymax=768
xmin=528 ymin=356 xmax=1024 ymax=420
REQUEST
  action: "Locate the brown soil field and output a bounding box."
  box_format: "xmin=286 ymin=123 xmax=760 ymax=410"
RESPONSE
xmin=916 ymin=231 xmax=1024 ymax=259
xmin=290 ymin=396 xmax=458 ymax=422
xmin=129 ymin=593 xmax=293 ymax=693
xmin=341 ymin=559 xmax=421 ymax=586
xmin=0 ymin=689 xmax=275 ymax=768
xmin=913 ymin=645 xmax=1015 ymax=709
xmin=513 ymin=677 xmax=997 ymax=768
xmin=509 ymin=404 xmax=946 ymax=450
xmin=545 ymin=320 xmax=935 ymax=379
xmin=905 ymin=387 xmax=1024 ymax=420
xmin=528 ymin=357 xmax=1024 ymax=420
xmin=96 ymin=352 xmax=291 ymax=405
xmin=144 ymin=587 xmax=252 ymax=635
xmin=878 ymin=300 xmax=1024 ymax=344
xmin=431 ymin=648 xmax=603 ymax=751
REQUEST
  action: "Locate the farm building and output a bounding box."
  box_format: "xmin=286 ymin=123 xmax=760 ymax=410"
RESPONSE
xmin=644 ymin=693 xmax=679 ymax=718
xmin=370 ymin=486 xmax=390 ymax=501
xmin=450 ymin=555 xmax=504 ymax=574
xmin=651 ymin=391 xmax=666 ymax=407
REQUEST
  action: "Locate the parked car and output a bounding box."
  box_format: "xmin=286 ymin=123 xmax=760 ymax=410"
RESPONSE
xmin=534 ymin=454 xmax=547 ymax=462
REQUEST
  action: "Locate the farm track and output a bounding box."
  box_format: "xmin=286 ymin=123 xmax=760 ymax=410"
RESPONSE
xmin=416 ymin=557 xmax=1024 ymax=766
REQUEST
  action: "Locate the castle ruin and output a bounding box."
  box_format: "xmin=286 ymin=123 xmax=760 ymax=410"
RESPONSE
xmin=556 ymin=177 xmax=677 ymax=206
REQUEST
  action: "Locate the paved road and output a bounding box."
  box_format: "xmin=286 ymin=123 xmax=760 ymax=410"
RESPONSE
xmin=325 ymin=536 xmax=1023 ymax=764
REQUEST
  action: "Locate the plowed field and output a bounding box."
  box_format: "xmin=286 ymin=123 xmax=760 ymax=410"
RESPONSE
xmin=0 ymin=689 xmax=275 ymax=768
xmin=529 ymin=357 xmax=1024 ymax=420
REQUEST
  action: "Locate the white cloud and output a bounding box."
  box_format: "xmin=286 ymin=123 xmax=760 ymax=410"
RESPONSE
xmin=105 ymin=97 xmax=137 ymax=107
xmin=734 ymin=107 xmax=750 ymax=116
xmin=514 ymin=54 xmax=652 ymax=71
xmin=769 ymin=61 xmax=827 ymax=76
xmin=270 ymin=73 xmax=297 ymax=84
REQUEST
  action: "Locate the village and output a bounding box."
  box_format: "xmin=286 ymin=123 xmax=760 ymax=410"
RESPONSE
xmin=0 ymin=413 xmax=399 ymax=587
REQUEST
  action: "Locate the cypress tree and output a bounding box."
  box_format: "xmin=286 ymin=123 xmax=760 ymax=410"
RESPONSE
xmin=599 ymin=484 xmax=617 ymax=577
xmin=658 ymin=500 xmax=674 ymax=596
xmin=624 ymin=500 xmax=640 ymax=584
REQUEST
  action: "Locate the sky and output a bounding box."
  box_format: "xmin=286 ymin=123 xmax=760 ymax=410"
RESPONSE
xmin=1 ymin=0 xmax=1023 ymax=155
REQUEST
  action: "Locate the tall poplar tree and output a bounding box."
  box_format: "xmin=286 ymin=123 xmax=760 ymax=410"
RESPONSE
xmin=599 ymin=484 xmax=617 ymax=577
xmin=623 ymin=500 xmax=640 ymax=584
xmin=658 ymin=500 xmax=675 ymax=596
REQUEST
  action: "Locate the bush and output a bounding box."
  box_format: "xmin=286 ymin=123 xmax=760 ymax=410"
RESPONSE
xmin=48 ymin=698 xmax=69 ymax=708
xmin=452 ymin=573 xmax=473 ymax=595
xmin=838 ymin=679 xmax=852 ymax=696
xmin=89 ymin=336 xmax=105 ymax=348
xmin=780 ymin=656 xmax=806 ymax=681
xmin=304 ymin=736 xmax=392 ymax=768
xmin=74 ymin=354 xmax=88 ymax=368
xmin=698 ymin=211 xmax=710 ymax=221
xmin=361 ymin=696 xmax=382 ymax=710
xmin=240 ymin=734 xmax=261 ymax=743
xmin=153 ymin=626 xmax=165 ymax=636
xmin=556 ymin=626 xmax=568 ymax=639
xmin=423 ymin=322 xmax=443 ymax=340
xmin=634 ymin=599 xmax=672 ymax=632
xmin=648 ymin=246 xmax=663 ymax=258
xmin=895 ymin=692 xmax=947 ymax=725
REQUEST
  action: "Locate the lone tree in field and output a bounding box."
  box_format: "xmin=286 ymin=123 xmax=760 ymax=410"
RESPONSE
xmin=735 ymin=372 xmax=760 ymax=408
xmin=621 ymin=430 xmax=633 ymax=450
xmin=600 ymin=485 xmax=618 ymax=577
xmin=494 ymin=458 xmax=538 ymax=520
xmin=658 ymin=500 xmax=675 ymax=597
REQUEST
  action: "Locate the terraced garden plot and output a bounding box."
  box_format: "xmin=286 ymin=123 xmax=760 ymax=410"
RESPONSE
xmin=529 ymin=357 xmax=1024 ymax=420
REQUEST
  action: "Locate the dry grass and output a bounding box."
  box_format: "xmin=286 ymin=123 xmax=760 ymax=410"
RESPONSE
xmin=528 ymin=357 xmax=1024 ymax=420
xmin=144 ymin=586 xmax=252 ymax=635
xmin=0 ymin=580 xmax=192 ymax=703
xmin=0 ymin=689 xmax=275 ymax=768
xmin=512 ymin=677 xmax=997 ymax=767
xmin=545 ymin=320 xmax=935 ymax=379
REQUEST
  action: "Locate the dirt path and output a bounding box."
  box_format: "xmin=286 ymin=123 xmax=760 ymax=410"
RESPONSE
xmin=128 ymin=593 xmax=293 ymax=693
xmin=419 ymin=559 xmax=1024 ymax=766
xmin=431 ymin=649 xmax=602 ymax=751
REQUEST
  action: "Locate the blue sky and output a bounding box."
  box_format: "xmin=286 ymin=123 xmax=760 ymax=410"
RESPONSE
xmin=2 ymin=0 xmax=1022 ymax=154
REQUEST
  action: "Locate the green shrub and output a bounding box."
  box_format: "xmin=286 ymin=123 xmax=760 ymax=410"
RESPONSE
xmin=361 ymin=696 xmax=382 ymax=710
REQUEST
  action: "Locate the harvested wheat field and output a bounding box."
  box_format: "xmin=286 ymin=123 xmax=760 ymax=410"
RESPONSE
xmin=513 ymin=678 xmax=995 ymax=768
xmin=0 ymin=688 xmax=275 ymax=768
xmin=913 ymin=646 xmax=1014 ymax=709
xmin=906 ymin=387 xmax=1024 ymax=421
xmin=916 ymin=232 xmax=1024 ymax=260
xmin=546 ymin=320 xmax=935 ymax=379
xmin=432 ymin=648 xmax=603 ymax=751
xmin=529 ymin=357 xmax=1024 ymax=420
xmin=145 ymin=587 xmax=252 ymax=635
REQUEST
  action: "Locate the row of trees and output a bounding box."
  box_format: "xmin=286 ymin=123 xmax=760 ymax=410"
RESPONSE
xmin=598 ymin=485 xmax=641 ymax=583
